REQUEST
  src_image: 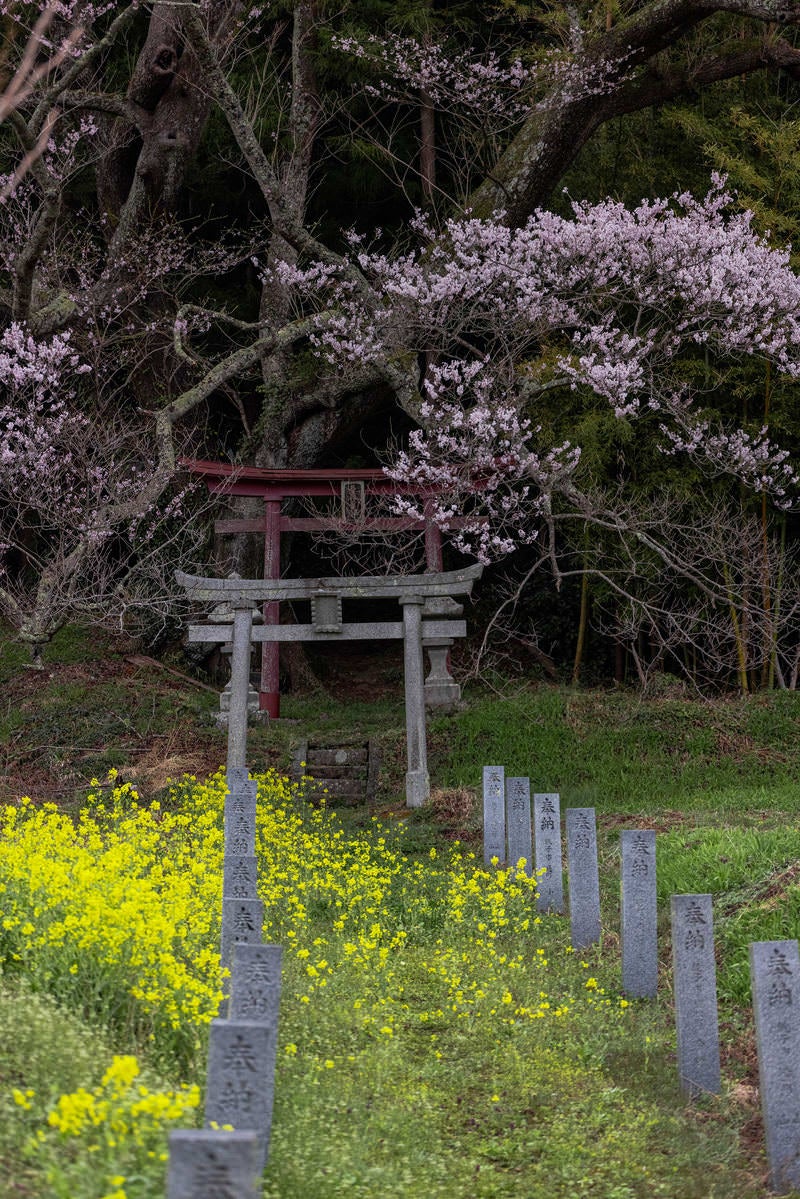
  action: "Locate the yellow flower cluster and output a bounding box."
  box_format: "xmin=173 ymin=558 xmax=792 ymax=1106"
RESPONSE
xmin=45 ymin=1054 xmax=199 ymax=1141
xmin=251 ymin=788 xmax=594 ymax=1036
xmin=21 ymin=1054 xmax=199 ymax=1199
xmin=0 ymin=778 xmax=234 ymax=1055
xmin=0 ymin=766 xmax=630 ymax=1198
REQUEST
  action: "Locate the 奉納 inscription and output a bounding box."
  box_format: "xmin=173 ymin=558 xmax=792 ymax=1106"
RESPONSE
xmin=205 ymin=1020 xmax=275 ymax=1171
xmin=483 ymin=766 xmax=506 ymax=866
xmin=565 ymin=808 xmax=600 ymax=948
xmin=621 ymin=829 xmax=657 ymax=998
xmin=750 ymin=939 xmax=800 ymax=1194
xmin=505 ymin=777 xmax=532 ymax=876
xmin=533 ymin=793 xmax=563 ymax=914
xmin=671 ymin=894 xmax=720 ymax=1097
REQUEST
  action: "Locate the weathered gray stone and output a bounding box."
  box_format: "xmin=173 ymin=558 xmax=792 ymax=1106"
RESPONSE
xmin=671 ymin=894 xmax=720 ymax=1097
xmin=505 ymin=776 xmax=533 ymax=876
xmin=178 ymin=566 xmax=482 ymax=808
xmin=223 ymin=855 xmax=259 ymax=901
xmin=423 ymin=640 xmax=461 ymax=708
xmin=167 ymin=1129 xmax=260 ymax=1199
xmin=566 ymin=808 xmax=601 ymax=948
xmin=221 ymin=898 xmax=264 ymax=971
xmin=228 ymin=945 xmax=281 ymax=1156
xmin=483 ymin=766 xmax=505 ymax=866
xmin=205 ymin=1019 xmax=276 ymax=1171
xmin=224 ymin=805 xmax=257 ymax=858
xmin=423 ymin=598 xmax=463 ymax=709
xmin=226 ymin=778 xmax=257 ymax=811
xmin=750 ymin=940 xmax=800 ymax=1194
xmin=216 ymin=677 xmax=262 ymax=731
xmin=621 ymin=829 xmax=658 ymax=999
xmin=230 ymin=943 xmax=282 ymax=1022
xmin=534 ymin=793 xmax=563 ymax=914
xmin=400 ymin=595 xmax=430 ymax=807
xmin=226 ymin=604 xmax=255 ymax=771
xmin=226 ymin=766 xmax=252 ymax=790
xmin=178 ymin=564 xmax=483 ymax=603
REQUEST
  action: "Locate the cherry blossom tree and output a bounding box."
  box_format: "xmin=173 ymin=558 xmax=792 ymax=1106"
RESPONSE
xmin=0 ymin=322 xmax=211 ymax=657
xmin=3 ymin=0 xmax=800 ymax=681
xmin=267 ymin=178 xmax=800 ymax=554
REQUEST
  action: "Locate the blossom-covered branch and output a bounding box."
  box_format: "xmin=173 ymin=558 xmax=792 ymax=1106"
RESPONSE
xmin=270 ymin=177 xmax=800 ymax=559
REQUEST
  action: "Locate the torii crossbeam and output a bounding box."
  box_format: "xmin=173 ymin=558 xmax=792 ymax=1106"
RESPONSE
xmin=177 ymin=565 xmax=482 ymax=807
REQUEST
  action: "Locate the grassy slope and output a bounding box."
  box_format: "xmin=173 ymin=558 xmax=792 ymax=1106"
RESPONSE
xmin=3 ymin=624 xmax=800 ymax=1196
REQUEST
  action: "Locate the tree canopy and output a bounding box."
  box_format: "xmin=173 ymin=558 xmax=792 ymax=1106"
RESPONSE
xmin=2 ymin=0 xmax=800 ymax=687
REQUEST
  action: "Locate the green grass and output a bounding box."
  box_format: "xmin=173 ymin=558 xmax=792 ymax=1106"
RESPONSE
xmin=5 ymin=623 xmax=800 ymax=1194
xmin=429 ymin=686 xmax=800 ymax=813
xmin=0 ymin=982 xmax=125 ymax=1195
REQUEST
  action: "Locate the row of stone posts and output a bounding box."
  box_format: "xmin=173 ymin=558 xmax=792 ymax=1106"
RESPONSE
xmin=484 ymin=765 xmax=800 ymax=1195
xmin=167 ymin=768 xmax=281 ymax=1198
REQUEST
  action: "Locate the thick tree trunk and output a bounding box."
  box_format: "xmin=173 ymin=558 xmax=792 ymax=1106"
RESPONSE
xmin=97 ymin=3 xmax=228 ymax=242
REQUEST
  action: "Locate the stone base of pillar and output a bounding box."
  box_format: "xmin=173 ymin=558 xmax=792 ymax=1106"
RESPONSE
xmin=424 ymin=639 xmax=462 ymax=710
xmin=425 ymin=680 xmax=462 ymax=708
xmin=405 ymin=768 xmax=430 ymax=808
xmin=215 ymin=684 xmax=266 ymax=729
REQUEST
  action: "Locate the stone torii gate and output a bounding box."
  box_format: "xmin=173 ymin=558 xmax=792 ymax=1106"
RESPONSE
xmin=181 ymin=460 xmax=452 ymax=717
xmin=177 ymin=565 xmax=482 ymax=807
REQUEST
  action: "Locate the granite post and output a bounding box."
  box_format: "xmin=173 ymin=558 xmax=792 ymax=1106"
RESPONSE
xmin=221 ymin=772 xmax=261 ymax=993
xmin=228 ymin=943 xmax=282 ymax=1156
xmin=220 ymin=898 xmax=264 ymax=972
xmin=224 ymin=802 xmax=257 ymax=858
xmin=223 ymin=854 xmax=259 ymax=900
xmin=230 ymin=943 xmax=282 ymax=1022
xmin=534 ymin=792 xmax=563 ymax=914
xmin=505 ymin=776 xmax=533 ymax=875
xmin=227 ymin=603 xmax=254 ymax=772
xmin=750 ymin=940 xmax=800 ymax=1194
xmin=671 ymin=894 xmax=720 ymax=1097
xmin=621 ymin=829 xmax=658 ymax=998
xmin=483 ymin=766 xmax=505 ymax=866
xmin=167 ymin=1129 xmax=260 ymax=1199
xmin=566 ymin=807 xmax=601 ymax=949
xmin=226 ymin=766 xmax=251 ymax=791
xmin=205 ymin=1018 xmax=276 ymax=1171
xmin=399 ymin=595 xmax=430 ymax=807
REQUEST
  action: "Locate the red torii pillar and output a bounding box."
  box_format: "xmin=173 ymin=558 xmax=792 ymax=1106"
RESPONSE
xmin=182 ymin=460 xmax=443 ymax=718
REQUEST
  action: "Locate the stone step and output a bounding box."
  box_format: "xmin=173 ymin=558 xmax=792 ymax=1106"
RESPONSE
xmin=307 ymin=779 xmax=364 ymax=805
xmin=291 ymin=739 xmax=381 ymax=804
xmin=305 ymin=747 xmax=368 ymax=767
xmin=305 ymin=764 xmax=366 ymax=780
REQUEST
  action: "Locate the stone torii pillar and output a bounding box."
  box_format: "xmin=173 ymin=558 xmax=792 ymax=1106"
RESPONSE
xmin=177 ymin=565 xmax=482 ymax=806
xmin=399 ymin=594 xmax=428 ymax=807
xmin=226 ymin=602 xmax=254 ymax=771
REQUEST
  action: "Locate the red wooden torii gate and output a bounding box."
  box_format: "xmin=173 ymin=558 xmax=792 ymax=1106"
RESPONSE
xmin=183 ymin=459 xmax=446 ymax=718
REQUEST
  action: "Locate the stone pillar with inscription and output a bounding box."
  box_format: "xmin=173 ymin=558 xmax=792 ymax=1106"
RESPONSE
xmin=229 ymin=943 xmax=282 ymax=1159
xmin=534 ymin=793 xmax=564 ymax=914
xmin=750 ymin=940 xmax=800 ymax=1194
xmin=221 ymin=772 xmax=262 ymax=976
xmin=566 ymin=808 xmax=601 ymax=949
xmin=505 ymin=776 xmax=533 ymax=876
xmin=671 ymin=894 xmax=720 ymax=1097
xmin=483 ymin=766 xmax=505 ymax=866
xmin=205 ymin=1019 xmax=276 ymax=1173
xmin=621 ymin=829 xmax=658 ymax=999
